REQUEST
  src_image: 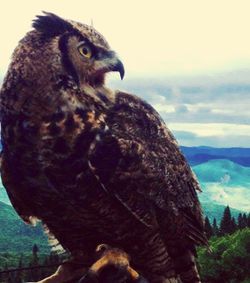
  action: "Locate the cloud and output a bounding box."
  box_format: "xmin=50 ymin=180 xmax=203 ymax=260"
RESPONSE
xmin=173 ymin=130 xmax=197 ymax=140
xmin=160 ymin=106 xmax=249 ymax=125
xmin=154 ymin=104 xmax=175 ymax=113
xmin=169 ymin=123 xmax=250 ymax=137
xmin=169 ymin=123 xmax=250 ymax=147
xmin=110 ymin=76 xmax=250 ymax=146
xmin=111 ymin=78 xmax=250 ymax=125
xmin=174 ymin=104 xmax=189 ymax=114
xmin=172 ymin=132 xmax=250 ymax=147
xmin=199 ymin=183 xmax=250 ymax=211
xmin=142 ymin=92 xmax=167 ymax=105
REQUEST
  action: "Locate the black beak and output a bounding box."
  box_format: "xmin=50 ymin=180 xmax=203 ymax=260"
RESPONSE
xmin=111 ymin=59 xmax=125 ymax=80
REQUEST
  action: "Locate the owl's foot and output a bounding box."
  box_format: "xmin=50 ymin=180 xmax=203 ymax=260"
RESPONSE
xmin=37 ymin=261 xmax=87 ymax=283
xmin=78 ymin=244 xmax=147 ymax=283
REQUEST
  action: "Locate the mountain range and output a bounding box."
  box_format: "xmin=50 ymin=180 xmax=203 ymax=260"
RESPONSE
xmin=181 ymin=146 xmax=250 ymax=167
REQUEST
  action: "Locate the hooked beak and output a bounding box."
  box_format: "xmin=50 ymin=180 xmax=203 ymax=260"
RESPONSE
xmin=95 ymin=50 xmax=125 ymax=81
xmin=103 ymin=50 xmax=125 ymax=80
xmin=111 ymin=58 xmax=125 ymax=80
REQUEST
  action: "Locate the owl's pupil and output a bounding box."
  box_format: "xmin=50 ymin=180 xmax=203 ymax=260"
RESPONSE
xmin=83 ymin=47 xmax=88 ymax=55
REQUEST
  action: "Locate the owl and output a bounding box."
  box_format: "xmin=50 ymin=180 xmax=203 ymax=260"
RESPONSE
xmin=0 ymin=12 xmax=207 ymax=283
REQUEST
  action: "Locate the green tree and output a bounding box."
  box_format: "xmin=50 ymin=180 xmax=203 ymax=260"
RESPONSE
xmin=247 ymin=213 xmax=250 ymax=228
xmin=212 ymin=218 xmax=219 ymax=236
xmin=220 ymin=206 xmax=232 ymax=235
xmin=204 ymin=216 xmax=213 ymax=239
xmin=231 ymin=217 xmax=237 ymax=233
xmin=28 ymin=244 xmax=40 ymax=281
xmin=198 ymin=228 xmax=250 ymax=282
xmin=238 ymin=213 xmax=244 ymax=229
xmin=2 ymin=263 xmax=9 ymax=283
xmin=32 ymin=245 xmax=39 ymax=259
xmin=15 ymin=255 xmax=24 ymax=283
xmin=242 ymin=213 xmax=248 ymax=229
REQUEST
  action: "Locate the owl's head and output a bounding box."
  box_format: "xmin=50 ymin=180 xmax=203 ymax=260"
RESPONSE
xmin=21 ymin=12 xmax=124 ymax=88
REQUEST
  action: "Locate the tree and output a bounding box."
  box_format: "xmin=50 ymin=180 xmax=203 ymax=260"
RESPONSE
xmin=247 ymin=213 xmax=250 ymax=228
xmin=230 ymin=217 xmax=237 ymax=233
xmin=28 ymin=244 xmax=40 ymax=281
xmin=204 ymin=216 xmax=213 ymax=238
xmin=2 ymin=263 xmax=9 ymax=283
xmin=238 ymin=213 xmax=244 ymax=229
xmin=15 ymin=255 xmax=24 ymax=283
xmin=33 ymin=244 xmax=39 ymax=256
xmin=242 ymin=213 xmax=248 ymax=229
xmin=212 ymin=218 xmax=219 ymax=236
xmin=220 ymin=206 xmax=232 ymax=235
xmin=198 ymin=228 xmax=250 ymax=282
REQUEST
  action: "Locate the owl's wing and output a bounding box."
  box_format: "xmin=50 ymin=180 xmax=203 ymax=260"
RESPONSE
xmin=88 ymin=92 xmax=207 ymax=246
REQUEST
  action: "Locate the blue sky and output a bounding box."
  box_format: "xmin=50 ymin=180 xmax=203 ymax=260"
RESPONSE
xmin=0 ymin=0 xmax=250 ymax=147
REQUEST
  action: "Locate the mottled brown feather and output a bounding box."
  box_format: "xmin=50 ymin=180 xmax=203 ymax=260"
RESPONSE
xmin=0 ymin=12 xmax=206 ymax=283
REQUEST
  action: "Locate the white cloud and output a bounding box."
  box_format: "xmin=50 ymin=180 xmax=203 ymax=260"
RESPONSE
xmin=212 ymin=109 xmax=235 ymax=115
xmin=154 ymin=104 xmax=175 ymax=113
xmin=143 ymin=92 xmax=167 ymax=105
xmin=200 ymin=182 xmax=250 ymax=211
xmin=168 ymin=123 xmax=250 ymax=137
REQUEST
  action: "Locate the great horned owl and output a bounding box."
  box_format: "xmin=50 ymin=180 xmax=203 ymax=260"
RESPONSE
xmin=0 ymin=12 xmax=207 ymax=283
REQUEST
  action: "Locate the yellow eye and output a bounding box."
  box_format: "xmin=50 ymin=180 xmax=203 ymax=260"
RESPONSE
xmin=78 ymin=44 xmax=92 ymax=58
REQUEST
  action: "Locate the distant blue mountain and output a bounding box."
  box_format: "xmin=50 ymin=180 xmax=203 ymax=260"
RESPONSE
xmin=181 ymin=146 xmax=250 ymax=167
xmin=193 ymin=159 xmax=250 ymax=212
xmin=193 ymin=159 xmax=250 ymax=186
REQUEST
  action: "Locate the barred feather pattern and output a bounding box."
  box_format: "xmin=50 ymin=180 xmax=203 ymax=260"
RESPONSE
xmin=0 ymin=12 xmax=206 ymax=283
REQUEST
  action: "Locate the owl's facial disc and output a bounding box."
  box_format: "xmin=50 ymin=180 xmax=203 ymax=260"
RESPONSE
xmin=64 ymin=35 xmax=124 ymax=86
xmin=76 ymin=40 xmax=125 ymax=81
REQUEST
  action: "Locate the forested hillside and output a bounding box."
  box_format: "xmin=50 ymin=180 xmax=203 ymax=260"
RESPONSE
xmin=0 ymin=201 xmax=49 ymax=253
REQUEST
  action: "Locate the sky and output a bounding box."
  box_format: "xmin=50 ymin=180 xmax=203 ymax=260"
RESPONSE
xmin=0 ymin=0 xmax=250 ymax=147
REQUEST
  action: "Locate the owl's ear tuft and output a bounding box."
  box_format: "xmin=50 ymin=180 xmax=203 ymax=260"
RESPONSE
xmin=32 ymin=12 xmax=74 ymax=38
